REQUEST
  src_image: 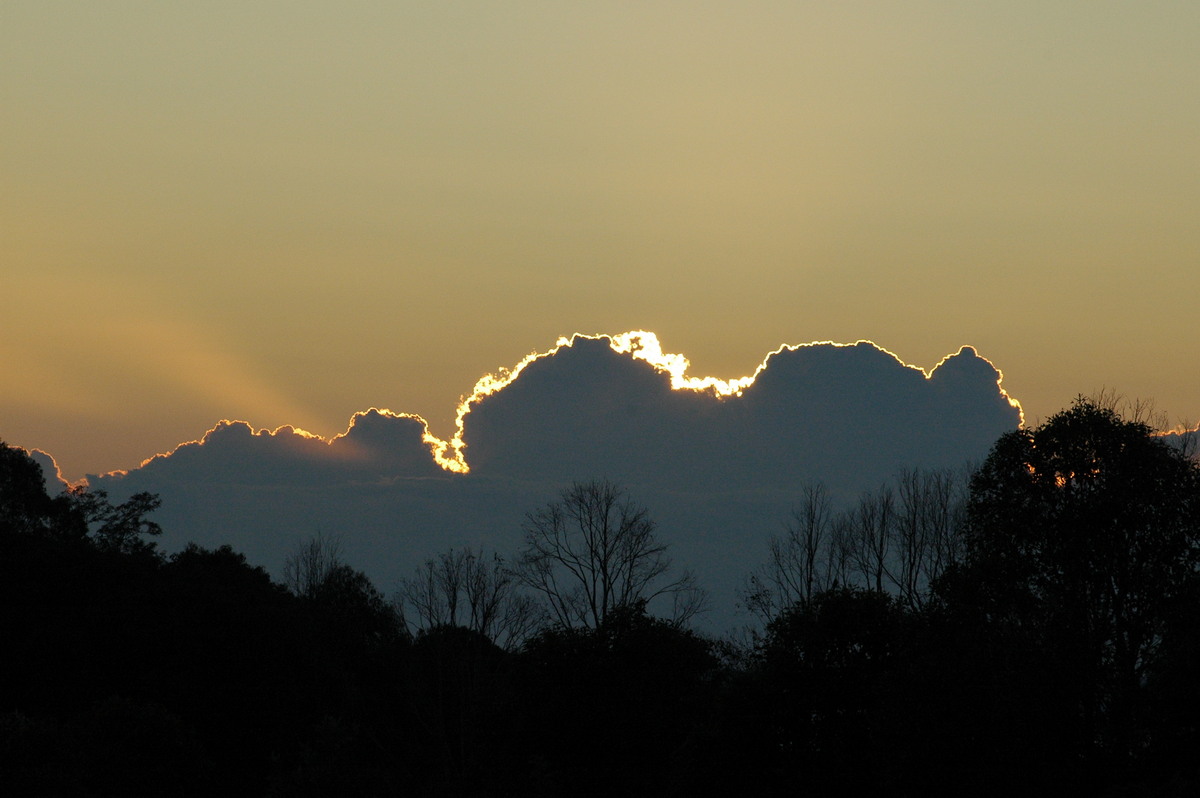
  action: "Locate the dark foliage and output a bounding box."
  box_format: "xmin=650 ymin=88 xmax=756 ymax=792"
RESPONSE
xmin=512 ymin=604 xmax=720 ymax=797
xmin=4 ymin=402 xmax=1200 ymax=797
xmin=951 ymin=398 xmax=1200 ymax=784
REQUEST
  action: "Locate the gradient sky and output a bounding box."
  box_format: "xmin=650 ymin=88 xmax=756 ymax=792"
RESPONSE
xmin=5 ymin=2 xmax=1198 ymax=482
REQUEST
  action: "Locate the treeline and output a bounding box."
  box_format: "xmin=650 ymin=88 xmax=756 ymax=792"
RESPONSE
xmin=3 ymin=397 xmax=1200 ymax=795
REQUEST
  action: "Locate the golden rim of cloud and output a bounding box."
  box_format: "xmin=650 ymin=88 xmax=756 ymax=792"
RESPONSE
xmin=97 ymin=331 xmax=1026 ymax=479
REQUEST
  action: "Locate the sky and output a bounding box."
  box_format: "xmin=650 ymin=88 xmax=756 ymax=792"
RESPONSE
xmin=4 ymin=2 xmax=1199 ymax=483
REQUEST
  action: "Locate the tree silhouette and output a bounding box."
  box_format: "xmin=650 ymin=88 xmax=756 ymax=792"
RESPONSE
xmin=887 ymin=467 xmax=966 ymax=608
xmin=0 ymin=442 xmax=162 ymax=554
xmin=307 ymin=563 xmax=405 ymax=652
xmin=73 ymin=488 xmax=162 ymax=555
xmin=961 ymin=397 xmax=1200 ymax=767
xmin=515 ymin=479 xmax=706 ymax=628
xmin=751 ymin=587 xmax=915 ymax=794
xmin=742 ymin=481 xmax=836 ymax=622
xmin=403 ymin=625 xmax=514 ymax=794
xmin=397 ymin=547 xmax=540 ymax=649
xmin=0 ymin=443 xmax=82 ymax=539
xmin=282 ymin=532 xmax=344 ymax=599
xmin=514 ymin=604 xmax=718 ymax=795
xmin=744 ymin=470 xmax=967 ymax=621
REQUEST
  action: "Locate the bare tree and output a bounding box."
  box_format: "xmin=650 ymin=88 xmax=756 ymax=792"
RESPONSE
xmin=824 ymin=512 xmax=856 ymax=590
xmin=745 ymin=469 xmax=970 ymax=625
xmin=787 ymin=481 xmax=834 ymax=601
xmin=1095 ymin=389 xmax=1200 ymax=461
xmin=515 ymin=479 xmax=706 ymax=629
xmin=886 ymin=471 xmax=923 ymax=608
xmin=742 ymin=481 xmax=834 ymax=622
xmin=282 ymin=532 xmax=344 ymax=599
xmin=397 ymin=547 xmax=541 ymax=649
xmin=846 ymin=471 xmax=967 ymax=601
xmin=849 ymin=485 xmax=893 ymax=593
xmin=887 ymin=468 xmax=965 ymax=608
xmin=927 ymin=466 xmax=971 ymax=581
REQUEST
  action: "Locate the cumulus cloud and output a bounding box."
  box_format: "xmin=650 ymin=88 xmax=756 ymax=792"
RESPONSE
xmin=123 ymin=410 xmax=445 ymax=487
xmin=461 ymin=335 xmax=1019 ymax=492
xmin=28 ymin=449 xmax=70 ymax=495
xmin=88 ymin=332 xmax=1022 ymax=629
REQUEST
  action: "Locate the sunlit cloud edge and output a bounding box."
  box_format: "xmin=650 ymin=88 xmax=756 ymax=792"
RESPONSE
xmin=91 ymin=331 xmax=1028 ymax=479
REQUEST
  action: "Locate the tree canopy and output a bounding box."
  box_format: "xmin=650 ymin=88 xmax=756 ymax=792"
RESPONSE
xmin=958 ymin=397 xmax=1200 ymax=764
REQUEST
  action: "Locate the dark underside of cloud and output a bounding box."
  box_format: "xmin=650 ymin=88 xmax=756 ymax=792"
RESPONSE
xmin=461 ymin=337 xmax=1017 ymax=491
xmin=87 ymin=334 xmax=1022 ymax=630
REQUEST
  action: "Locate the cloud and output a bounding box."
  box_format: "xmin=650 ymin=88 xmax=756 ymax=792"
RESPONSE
xmin=122 ymin=409 xmax=444 ymax=487
xmin=460 ymin=334 xmax=1020 ymax=492
xmin=1157 ymin=425 xmax=1200 ymax=455
xmin=88 ymin=332 xmax=1021 ymax=630
xmin=27 ymin=448 xmax=70 ymax=495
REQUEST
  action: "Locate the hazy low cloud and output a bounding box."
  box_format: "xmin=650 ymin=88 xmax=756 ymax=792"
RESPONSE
xmin=88 ymin=333 xmax=1022 ymax=629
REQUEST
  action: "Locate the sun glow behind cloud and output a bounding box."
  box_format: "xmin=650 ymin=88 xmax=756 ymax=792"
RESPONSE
xmin=425 ymin=331 xmax=1023 ymax=474
xmin=1 ymin=271 xmax=323 ymax=446
xmin=431 ymin=331 xmax=756 ymax=473
xmin=116 ymin=317 xmax=323 ymax=433
xmin=94 ymin=331 xmax=1025 ymax=480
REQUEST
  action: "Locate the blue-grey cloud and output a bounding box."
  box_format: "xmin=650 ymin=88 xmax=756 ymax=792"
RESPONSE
xmin=88 ymin=333 xmax=1021 ymax=630
xmin=27 ymin=449 xmax=69 ymax=496
xmin=462 ymin=337 xmax=1018 ymax=493
xmin=125 ymin=410 xmax=444 ymax=487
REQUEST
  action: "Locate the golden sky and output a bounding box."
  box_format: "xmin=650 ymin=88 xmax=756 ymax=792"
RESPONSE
xmin=4 ymin=2 xmax=1198 ymax=481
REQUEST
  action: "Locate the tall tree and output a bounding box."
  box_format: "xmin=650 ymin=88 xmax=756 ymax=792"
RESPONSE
xmin=886 ymin=467 xmax=965 ymax=609
xmin=962 ymin=397 xmax=1200 ymax=764
xmin=742 ymin=481 xmax=835 ymax=622
xmin=0 ymin=443 xmax=80 ymax=538
xmin=515 ymin=479 xmax=706 ymax=628
xmin=1 ymin=441 xmax=161 ymax=554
